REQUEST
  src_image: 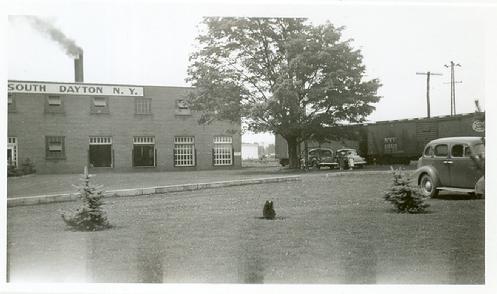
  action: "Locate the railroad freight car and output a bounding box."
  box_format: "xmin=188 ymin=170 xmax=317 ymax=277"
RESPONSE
xmin=274 ymin=112 xmax=484 ymax=166
xmin=365 ymin=112 xmax=485 ymax=164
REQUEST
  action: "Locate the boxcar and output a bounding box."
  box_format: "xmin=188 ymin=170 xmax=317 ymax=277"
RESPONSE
xmin=365 ymin=113 xmax=484 ymax=164
xmin=274 ymin=112 xmax=484 ymax=166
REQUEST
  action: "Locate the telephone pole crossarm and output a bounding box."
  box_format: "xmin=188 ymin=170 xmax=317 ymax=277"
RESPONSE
xmin=416 ymin=71 xmax=442 ymax=118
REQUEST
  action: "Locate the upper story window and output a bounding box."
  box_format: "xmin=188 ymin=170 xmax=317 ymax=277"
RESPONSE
xmin=90 ymin=97 xmax=109 ymax=114
xmin=93 ymin=97 xmax=107 ymax=107
xmin=45 ymin=95 xmax=64 ymax=113
xmin=48 ymin=95 xmax=62 ymax=105
xmin=175 ymin=99 xmax=191 ymax=116
xmin=135 ymin=98 xmax=152 ymax=115
xmin=46 ymin=136 xmax=66 ymax=160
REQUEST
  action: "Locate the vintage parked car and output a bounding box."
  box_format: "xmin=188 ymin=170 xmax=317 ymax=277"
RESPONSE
xmin=301 ymin=148 xmax=339 ymax=169
xmin=336 ymin=148 xmax=367 ymax=169
xmin=279 ymin=158 xmax=289 ymax=166
xmin=415 ymin=137 xmax=485 ymax=198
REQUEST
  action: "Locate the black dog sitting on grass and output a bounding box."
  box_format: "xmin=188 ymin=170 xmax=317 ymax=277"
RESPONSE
xmin=263 ymin=201 xmax=276 ymax=220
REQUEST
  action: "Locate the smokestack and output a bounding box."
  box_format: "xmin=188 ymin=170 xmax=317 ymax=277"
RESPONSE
xmin=74 ymin=51 xmax=84 ymax=82
xmin=10 ymin=16 xmax=84 ymax=82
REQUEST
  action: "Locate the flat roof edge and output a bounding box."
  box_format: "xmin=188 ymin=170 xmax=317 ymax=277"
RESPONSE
xmin=8 ymin=79 xmax=195 ymax=90
xmin=371 ymin=113 xmax=480 ymax=124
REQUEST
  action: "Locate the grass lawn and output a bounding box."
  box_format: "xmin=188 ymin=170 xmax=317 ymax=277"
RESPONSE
xmin=7 ymin=173 xmax=484 ymax=284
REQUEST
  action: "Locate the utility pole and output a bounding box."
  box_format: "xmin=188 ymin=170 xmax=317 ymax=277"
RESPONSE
xmin=444 ymin=61 xmax=462 ymax=116
xmin=416 ymin=71 xmax=442 ymax=118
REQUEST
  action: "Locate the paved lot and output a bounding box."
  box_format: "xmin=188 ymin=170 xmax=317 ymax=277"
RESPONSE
xmin=7 ymin=167 xmax=287 ymax=198
xmin=7 ymin=165 xmax=413 ymax=198
xmin=7 ymin=172 xmax=483 ymax=284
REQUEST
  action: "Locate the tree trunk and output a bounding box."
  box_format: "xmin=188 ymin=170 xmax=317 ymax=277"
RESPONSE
xmin=286 ymin=136 xmax=300 ymax=169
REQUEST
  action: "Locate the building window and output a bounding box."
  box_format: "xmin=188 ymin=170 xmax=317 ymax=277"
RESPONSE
xmin=48 ymin=95 xmax=62 ymax=105
xmin=133 ymin=136 xmax=156 ymax=167
xmin=7 ymin=137 xmax=18 ymax=167
xmin=8 ymin=94 xmax=16 ymax=112
xmin=90 ymin=97 xmax=109 ymax=114
xmin=135 ymin=98 xmax=152 ymax=114
xmin=213 ymin=136 xmax=233 ymax=166
xmin=175 ymin=99 xmax=191 ymax=116
xmin=89 ymin=136 xmax=113 ymax=168
xmin=45 ymin=95 xmax=64 ymax=113
xmin=46 ymin=136 xmax=65 ymax=160
xmin=174 ymin=137 xmax=195 ymax=167
xmin=93 ymin=97 xmax=107 ymax=107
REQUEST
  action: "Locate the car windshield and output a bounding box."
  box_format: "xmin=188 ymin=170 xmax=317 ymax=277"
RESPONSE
xmin=321 ymin=150 xmax=332 ymax=157
xmin=346 ymin=150 xmax=357 ymax=155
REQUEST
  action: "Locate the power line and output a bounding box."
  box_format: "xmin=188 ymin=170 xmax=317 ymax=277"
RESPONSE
xmin=416 ymin=71 xmax=442 ymax=118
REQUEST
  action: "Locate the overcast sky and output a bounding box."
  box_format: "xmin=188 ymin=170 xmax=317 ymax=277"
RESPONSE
xmin=5 ymin=0 xmax=497 ymax=144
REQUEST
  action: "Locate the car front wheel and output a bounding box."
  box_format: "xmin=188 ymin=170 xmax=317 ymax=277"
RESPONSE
xmin=420 ymin=174 xmax=438 ymax=198
xmin=475 ymin=176 xmax=485 ymax=199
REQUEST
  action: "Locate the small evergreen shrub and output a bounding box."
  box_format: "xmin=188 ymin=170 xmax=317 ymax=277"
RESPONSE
xmin=20 ymin=158 xmax=36 ymax=175
xmin=7 ymin=158 xmax=36 ymax=177
xmin=61 ymin=167 xmax=111 ymax=231
xmin=7 ymin=165 xmax=20 ymax=177
xmin=384 ymin=167 xmax=429 ymax=213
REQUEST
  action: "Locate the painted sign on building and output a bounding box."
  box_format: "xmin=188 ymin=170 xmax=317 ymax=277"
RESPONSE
xmin=8 ymin=81 xmax=143 ymax=97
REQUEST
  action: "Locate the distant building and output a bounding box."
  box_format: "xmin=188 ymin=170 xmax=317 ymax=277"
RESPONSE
xmin=241 ymin=143 xmax=259 ymax=160
xmin=8 ymin=80 xmax=242 ymax=174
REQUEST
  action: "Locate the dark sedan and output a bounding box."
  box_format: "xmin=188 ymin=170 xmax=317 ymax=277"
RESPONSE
xmin=415 ymin=137 xmax=485 ymax=198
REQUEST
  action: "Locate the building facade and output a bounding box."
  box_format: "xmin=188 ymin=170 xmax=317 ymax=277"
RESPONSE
xmin=7 ymin=80 xmax=242 ymax=174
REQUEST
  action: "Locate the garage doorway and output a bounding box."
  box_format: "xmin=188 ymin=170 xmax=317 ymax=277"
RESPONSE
xmin=133 ymin=136 xmax=156 ymax=167
xmin=89 ymin=137 xmax=113 ymax=168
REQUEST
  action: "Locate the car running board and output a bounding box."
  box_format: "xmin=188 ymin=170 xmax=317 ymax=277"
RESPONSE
xmin=436 ymin=187 xmax=474 ymax=193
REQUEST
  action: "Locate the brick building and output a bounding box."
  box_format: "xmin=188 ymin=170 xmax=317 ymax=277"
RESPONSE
xmin=7 ymin=80 xmax=241 ymax=174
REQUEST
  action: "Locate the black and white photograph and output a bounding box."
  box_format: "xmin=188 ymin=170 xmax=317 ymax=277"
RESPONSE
xmin=2 ymin=0 xmax=496 ymax=293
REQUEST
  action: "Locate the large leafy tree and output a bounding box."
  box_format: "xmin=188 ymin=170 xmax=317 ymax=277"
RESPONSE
xmin=187 ymin=17 xmax=381 ymax=168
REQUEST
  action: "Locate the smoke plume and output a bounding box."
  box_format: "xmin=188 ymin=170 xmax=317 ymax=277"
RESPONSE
xmin=11 ymin=15 xmax=82 ymax=58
